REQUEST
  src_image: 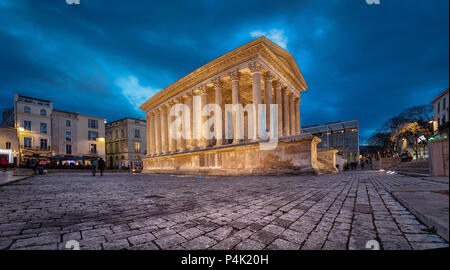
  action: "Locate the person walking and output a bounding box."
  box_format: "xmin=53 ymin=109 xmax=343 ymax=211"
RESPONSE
xmin=0 ymin=156 xmax=8 ymax=172
xmin=92 ymin=158 xmax=98 ymax=176
xmin=98 ymin=158 xmax=105 ymax=177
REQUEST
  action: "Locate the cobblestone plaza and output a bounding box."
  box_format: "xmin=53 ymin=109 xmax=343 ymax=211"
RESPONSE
xmin=0 ymin=171 xmax=447 ymax=250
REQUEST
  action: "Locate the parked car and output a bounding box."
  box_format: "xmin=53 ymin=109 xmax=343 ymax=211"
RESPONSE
xmin=400 ymin=152 xmax=413 ymax=162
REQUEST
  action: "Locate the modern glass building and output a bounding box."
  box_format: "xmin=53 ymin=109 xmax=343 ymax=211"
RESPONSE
xmin=302 ymin=120 xmax=360 ymax=162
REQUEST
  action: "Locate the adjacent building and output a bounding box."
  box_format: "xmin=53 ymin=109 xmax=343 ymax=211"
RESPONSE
xmin=1 ymin=94 xmax=106 ymax=165
xmin=0 ymin=126 xmax=20 ymax=165
xmin=105 ymin=118 xmax=147 ymax=169
xmin=6 ymin=95 xmax=54 ymax=162
xmin=51 ymin=110 xmax=106 ymax=160
xmin=431 ymin=88 xmax=449 ymax=130
xmin=302 ymin=120 xmax=360 ymax=162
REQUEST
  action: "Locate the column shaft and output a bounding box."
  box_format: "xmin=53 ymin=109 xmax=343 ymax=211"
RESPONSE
xmin=230 ymin=72 xmax=241 ymax=144
xmin=160 ymin=109 xmax=167 ymax=153
xmin=154 ymin=112 xmax=161 ymax=154
xmin=199 ymin=88 xmax=208 ymax=148
xmin=250 ymin=64 xmax=262 ymax=139
xmin=295 ymin=97 xmax=301 ymax=134
xmin=167 ymin=104 xmax=176 ymax=153
xmin=275 ymin=82 xmax=283 ymax=137
xmin=282 ymin=88 xmax=290 ymax=136
xmin=289 ymin=94 xmax=296 ymax=136
xmin=214 ymin=79 xmax=223 ymax=146
xmin=264 ymin=72 xmax=273 ymax=134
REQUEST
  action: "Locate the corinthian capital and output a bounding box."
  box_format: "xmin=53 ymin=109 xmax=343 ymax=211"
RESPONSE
xmin=248 ymin=62 xmax=262 ymax=73
xmin=198 ymin=85 xmax=208 ymax=95
xmin=263 ymin=71 xmax=273 ymax=81
xmin=229 ymin=70 xmax=240 ymax=81
xmin=212 ymin=77 xmax=223 ymax=89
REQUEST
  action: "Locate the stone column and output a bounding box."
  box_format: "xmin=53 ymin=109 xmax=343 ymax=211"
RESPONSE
xmin=213 ymin=78 xmax=223 ymax=146
xmin=184 ymin=94 xmax=194 ymax=150
xmin=230 ymin=71 xmax=242 ymax=144
xmin=149 ymin=113 xmax=156 ymax=156
xmin=274 ymin=81 xmax=283 ymax=138
xmin=282 ymin=87 xmax=290 ymax=137
xmin=199 ymin=86 xmax=209 ymax=148
xmin=295 ymin=97 xmax=301 ymax=134
xmin=167 ymin=103 xmax=176 ymax=153
xmin=160 ymin=107 xmax=168 ymax=154
xmin=177 ymin=96 xmax=187 ymax=152
xmin=146 ymin=113 xmax=151 ymax=155
xmin=264 ymin=71 xmax=273 ymax=134
xmin=154 ymin=111 xmax=161 ymax=155
xmin=249 ymin=63 xmax=262 ymax=140
xmin=289 ymin=92 xmax=296 ymax=136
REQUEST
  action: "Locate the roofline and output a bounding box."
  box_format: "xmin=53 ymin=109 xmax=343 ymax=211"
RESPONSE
xmin=302 ymin=120 xmax=359 ymax=130
xmin=139 ymin=36 xmax=308 ymax=112
xmin=52 ymin=109 xmax=79 ymax=115
xmin=431 ymin=88 xmax=449 ymax=104
xmin=16 ymin=94 xmax=52 ymax=104
xmin=106 ymin=117 xmax=146 ymax=125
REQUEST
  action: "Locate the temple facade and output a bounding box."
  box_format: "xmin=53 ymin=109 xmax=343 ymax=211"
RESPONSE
xmin=140 ymin=37 xmax=337 ymax=175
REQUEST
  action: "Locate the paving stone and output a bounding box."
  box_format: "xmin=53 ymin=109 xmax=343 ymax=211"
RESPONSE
xmin=154 ymin=234 xmax=186 ymax=249
xmin=128 ymin=232 xmax=156 ymax=245
xmin=234 ymin=239 xmax=265 ymax=250
xmin=267 ymin=238 xmax=300 ymax=250
xmin=181 ymin=236 xmax=217 ymax=250
xmin=10 ymin=235 xmax=60 ymax=249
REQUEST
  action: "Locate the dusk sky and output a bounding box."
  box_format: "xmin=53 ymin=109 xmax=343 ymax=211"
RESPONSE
xmin=0 ymin=0 xmax=448 ymax=143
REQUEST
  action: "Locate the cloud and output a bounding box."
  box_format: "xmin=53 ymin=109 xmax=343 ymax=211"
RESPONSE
xmin=250 ymin=29 xmax=288 ymax=49
xmin=115 ymin=76 xmax=159 ymax=111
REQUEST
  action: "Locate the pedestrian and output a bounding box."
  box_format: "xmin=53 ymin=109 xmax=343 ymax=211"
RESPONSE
xmin=360 ymin=160 xmax=365 ymax=170
xmin=0 ymin=156 xmax=8 ymax=172
xmin=98 ymin=158 xmax=105 ymax=177
xmin=92 ymin=158 xmax=98 ymax=176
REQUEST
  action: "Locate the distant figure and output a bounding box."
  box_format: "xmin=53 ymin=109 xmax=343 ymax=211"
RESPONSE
xmin=92 ymin=158 xmax=98 ymax=176
xmin=360 ymin=160 xmax=365 ymax=170
xmin=0 ymin=156 xmax=8 ymax=172
xmin=98 ymin=158 xmax=106 ymax=177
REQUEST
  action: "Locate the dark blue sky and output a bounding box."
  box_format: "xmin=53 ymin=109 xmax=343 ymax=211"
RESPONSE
xmin=0 ymin=0 xmax=448 ymax=143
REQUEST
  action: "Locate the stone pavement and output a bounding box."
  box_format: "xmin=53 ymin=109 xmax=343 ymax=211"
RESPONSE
xmin=0 ymin=171 xmax=448 ymax=250
xmin=372 ymin=174 xmax=449 ymax=242
xmin=0 ymin=171 xmax=30 ymax=187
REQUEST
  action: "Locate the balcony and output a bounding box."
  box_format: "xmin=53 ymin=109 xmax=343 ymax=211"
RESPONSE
xmin=20 ymin=145 xmax=51 ymax=152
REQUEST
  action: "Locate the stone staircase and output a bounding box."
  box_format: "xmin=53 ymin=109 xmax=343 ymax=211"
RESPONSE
xmin=387 ymin=160 xmax=431 ymax=176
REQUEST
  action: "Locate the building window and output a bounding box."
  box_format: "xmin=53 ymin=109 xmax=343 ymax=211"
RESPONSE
xmin=135 ymin=129 xmax=140 ymax=138
xmin=437 ymin=102 xmax=441 ymax=113
xmin=66 ymin=120 xmax=71 ymax=127
xmin=6 ymin=142 xmax=11 ymax=149
xmin=120 ymin=129 xmax=124 ymax=138
xmin=90 ymin=144 xmax=97 ymax=154
xmin=88 ymin=131 xmax=98 ymax=141
xmin=24 ymin=106 xmax=31 ymax=114
xmin=40 ymin=109 xmax=47 ymax=116
xmin=24 ymin=120 xmax=31 ymax=131
xmin=40 ymin=139 xmax=48 ymax=150
xmin=88 ymin=119 xmax=98 ymax=129
xmin=40 ymin=123 xmax=47 ymax=134
xmin=115 ymin=130 xmax=119 ymax=139
xmin=444 ymin=98 xmax=447 ymax=109
xmin=135 ymin=142 xmax=141 ymax=153
xmin=66 ymin=144 xmax=72 ymax=155
xmin=66 ymin=131 xmax=72 ymax=142
xmin=24 ymin=137 xmax=32 ymax=148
